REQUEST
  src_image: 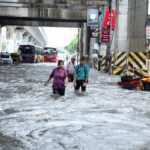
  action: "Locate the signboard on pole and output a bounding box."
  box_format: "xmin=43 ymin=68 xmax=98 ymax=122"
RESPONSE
xmin=91 ymin=27 xmax=99 ymax=37
xmin=101 ymin=28 xmax=110 ymax=43
xmin=87 ymin=7 xmax=99 ymax=26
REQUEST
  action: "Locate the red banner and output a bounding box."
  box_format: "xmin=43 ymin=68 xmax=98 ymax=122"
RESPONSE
xmin=103 ymin=8 xmax=116 ymax=30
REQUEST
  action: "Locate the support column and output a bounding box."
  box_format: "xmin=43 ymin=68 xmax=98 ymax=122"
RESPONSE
xmin=87 ymin=26 xmax=91 ymax=65
xmin=0 ymin=27 xmax=2 ymax=36
xmin=22 ymin=31 xmax=29 ymax=44
xmin=0 ymin=27 xmax=2 ymax=52
xmin=83 ymin=23 xmax=88 ymax=56
xmin=6 ymin=26 xmax=15 ymax=53
xmin=90 ymin=37 xmax=98 ymax=68
xmin=14 ymin=27 xmax=24 ymax=51
xmin=105 ymin=0 xmax=112 ymax=73
xmin=128 ymin=0 xmax=147 ymax=52
xmin=111 ymin=0 xmax=128 ymax=52
xmin=79 ymin=24 xmax=84 ymax=57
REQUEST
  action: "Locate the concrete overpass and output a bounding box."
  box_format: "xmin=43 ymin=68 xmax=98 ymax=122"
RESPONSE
xmin=0 ymin=0 xmax=108 ymax=27
xmin=0 ymin=0 xmax=108 ymax=58
xmin=0 ymin=26 xmax=47 ymax=52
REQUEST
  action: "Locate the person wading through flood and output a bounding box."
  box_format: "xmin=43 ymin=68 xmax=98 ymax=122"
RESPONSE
xmin=44 ymin=60 xmax=68 ymax=96
xmin=73 ymin=56 xmax=89 ymax=94
xmin=66 ymin=57 xmax=76 ymax=82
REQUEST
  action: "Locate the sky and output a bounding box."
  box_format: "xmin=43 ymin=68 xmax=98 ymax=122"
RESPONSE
xmin=44 ymin=27 xmax=78 ymax=48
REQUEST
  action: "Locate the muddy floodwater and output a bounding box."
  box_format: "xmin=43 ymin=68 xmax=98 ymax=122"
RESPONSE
xmin=0 ymin=63 xmax=150 ymax=150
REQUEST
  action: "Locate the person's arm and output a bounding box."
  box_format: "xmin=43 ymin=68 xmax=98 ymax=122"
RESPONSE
xmin=64 ymin=77 xmax=68 ymax=85
xmin=73 ymin=65 xmax=78 ymax=87
xmin=85 ymin=65 xmax=89 ymax=83
xmin=64 ymin=69 xmax=68 ymax=85
xmin=85 ymin=77 xmax=88 ymax=83
xmin=73 ymin=76 xmax=77 ymax=87
xmin=44 ymin=69 xmax=54 ymax=86
xmin=73 ymin=65 xmax=78 ymax=82
xmin=44 ymin=76 xmax=52 ymax=86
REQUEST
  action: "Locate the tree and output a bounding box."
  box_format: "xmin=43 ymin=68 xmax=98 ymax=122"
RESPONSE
xmin=65 ymin=35 xmax=78 ymax=54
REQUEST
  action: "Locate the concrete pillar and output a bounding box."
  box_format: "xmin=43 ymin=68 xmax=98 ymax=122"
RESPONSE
xmin=111 ymin=0 xmax=128 ymax=52
xmin=87 ymin=27 xmax=91 ymax=58
xmin=31 ymin=38 xmax=35 ymax=45
xmin=14 ymin=27 xmax=24 ymax=51
xmin=83 ymin=23 xmax=88 ymax=56
xmin=81 ymin=23 xmax=92 ymax=65
xmin=0 ymin=27 xmax=7 ymax=52
xmin=6 ymin=26 xmax=14 ymax=40
xmin=0 ymin=27 xmax=2 ymax=52
xmin=128 ymin=0 xmax=147 ymax=52
xmin=28 ymin=35 xmax=33 ymax=45
xmin=22 ymin=32 xmax=29 ymax=44
xmin=79 ymin=26 xmax=83 ymax=57
xmin=90 ymin=37 xmax=97 ymax=68
xmin=33 ymin=39 xmax=37 ymax=45
xmin=0 ymin=27 xmax=1 ymax=39
xmin=6 ymin=26 xmax=15 ymax=53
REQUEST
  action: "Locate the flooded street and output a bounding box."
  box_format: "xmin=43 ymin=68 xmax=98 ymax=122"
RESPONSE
xmin=0 ymin=63 xmax=150 ymax=150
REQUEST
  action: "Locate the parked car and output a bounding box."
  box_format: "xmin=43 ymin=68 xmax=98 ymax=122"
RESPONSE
xmin=11 ymin=53 xmax=22 ymax=64
xmin=0 ymin=52 xmax=13 ymax=64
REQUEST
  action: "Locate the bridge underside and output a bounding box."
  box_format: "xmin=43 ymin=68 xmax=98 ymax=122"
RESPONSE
xmin=0 ymin=16 xmax=85 ymax=28
xmin=0 ymin=0 xmax=107 ymax=27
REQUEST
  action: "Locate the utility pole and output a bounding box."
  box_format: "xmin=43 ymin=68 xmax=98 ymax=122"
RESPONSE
xmin=106 ymin=0 xmax=112 ymax=73
xmin=87 ymin=26 xmax=91 ymax=66
xmin=98 ymin=8 xmax=102 ymax=71
xmin=109 ymin=0 xmax=112 ymax=32
xmin=79 ymin=23 xmax=84 ymax=58
xmin=115 ymin=0 xmax=119 ymax=51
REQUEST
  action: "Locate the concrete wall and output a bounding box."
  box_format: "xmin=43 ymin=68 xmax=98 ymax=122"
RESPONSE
xmin=111 ymin=0 xmax=128 ymax=52
xmin=112 ymin=0 xmax=148 ymax=52
xmin=128 ymin=0 xmax=147 ymax=52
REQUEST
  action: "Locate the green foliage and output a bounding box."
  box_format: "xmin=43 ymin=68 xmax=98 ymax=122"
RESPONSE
xmin=1 ymin=41 xmax=7 ymax=51
xmin=65 ymin=35 xmax=78 ymax=54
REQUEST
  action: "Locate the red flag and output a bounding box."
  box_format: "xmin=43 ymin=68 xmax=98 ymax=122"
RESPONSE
xmin=103 ymin=8 xmax=116 ymax=30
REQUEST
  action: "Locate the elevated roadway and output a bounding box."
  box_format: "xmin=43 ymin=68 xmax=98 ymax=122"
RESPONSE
xmin=0 ymin=0 xmax=107 ymax=27
xmin=0 ymin=26 xmax=47 ymax=52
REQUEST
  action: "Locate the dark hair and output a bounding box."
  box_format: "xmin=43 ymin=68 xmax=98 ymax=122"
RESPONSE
xmin=80 ymin=56 xmax=86 ymax=61
xmin=58 ymin=60 xmax=64 ymax=66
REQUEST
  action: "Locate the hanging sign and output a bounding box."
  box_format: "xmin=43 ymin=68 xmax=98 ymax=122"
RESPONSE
xmin=101 ymin=28 xmax=110 ymax=43
xmin=87 ymin=7 xmax=99 ymax=26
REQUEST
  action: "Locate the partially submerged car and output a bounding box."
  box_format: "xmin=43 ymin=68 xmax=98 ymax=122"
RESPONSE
xmin=11 ymin=53 xmax=22 ymax=64
xmin=0 ymin=52 xmax=13 ymax=64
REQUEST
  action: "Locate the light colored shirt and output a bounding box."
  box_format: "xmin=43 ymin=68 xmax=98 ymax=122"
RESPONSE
xmin=66 ymin=61 xmax=76 ymax=74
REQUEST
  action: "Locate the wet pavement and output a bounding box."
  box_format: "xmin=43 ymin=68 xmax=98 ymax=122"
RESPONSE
xmin=0 ymin=63 xmax=150 ymax=150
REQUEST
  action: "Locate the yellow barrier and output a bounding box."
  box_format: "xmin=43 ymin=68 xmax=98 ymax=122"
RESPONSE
xmin=111 ymin=52 xmax=148 ymax=77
